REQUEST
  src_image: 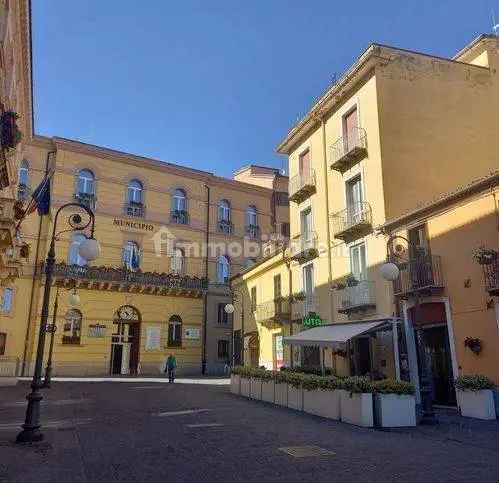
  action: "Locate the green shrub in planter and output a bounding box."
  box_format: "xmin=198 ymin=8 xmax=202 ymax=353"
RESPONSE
xmin=373 ymin=379 xmax=415 ymax=396
xmin=455 ymin=375 xmax=495 ymax=391
xmin=341 ymin=376 xmax=374 ymax=394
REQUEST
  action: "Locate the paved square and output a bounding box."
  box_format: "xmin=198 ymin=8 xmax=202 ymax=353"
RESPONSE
xmin=1 ymin=381 xmax=499 ymax=482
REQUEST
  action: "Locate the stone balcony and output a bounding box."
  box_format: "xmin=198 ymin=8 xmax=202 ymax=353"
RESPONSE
xmin=288 ymin=169 xmax=316 ymax=204
xmin=255 ymin=298 xmax=291 ymax=324
xmin=336 ymin=280 xmax=376 ymax=315
xmin=287 ymin=231 xmax=318 ymax=263
xmin=330 ymin=127 xmax=368 ymax=173
xmin=393 ymin=255 xmax=444 ymax=297
xmin=331 ymin=201 xmax=373 ymax=243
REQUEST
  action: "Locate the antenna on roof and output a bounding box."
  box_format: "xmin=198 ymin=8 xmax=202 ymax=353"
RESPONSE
xmin=492 ymin=9 xmax=499 ymax=36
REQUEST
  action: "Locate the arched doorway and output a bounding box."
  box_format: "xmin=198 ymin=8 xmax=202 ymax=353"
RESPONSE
xmin=110 ymin=305 xmax=141 ymax=375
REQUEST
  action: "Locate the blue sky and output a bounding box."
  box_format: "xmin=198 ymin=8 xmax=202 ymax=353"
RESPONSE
xmin=32 ymin=0 xmax=494 ymax=177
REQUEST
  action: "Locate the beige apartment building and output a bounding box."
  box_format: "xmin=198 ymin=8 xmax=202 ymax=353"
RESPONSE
xmin=233 ymin=34 xmax=499 ymax=406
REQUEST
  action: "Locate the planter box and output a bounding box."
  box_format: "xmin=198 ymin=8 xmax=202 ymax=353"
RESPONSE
xmin=457 ymin=389 xmax=496 ymax=420
xmin=250 ymin=379 xmax=262 ymax=400
xmin=303 ymin=389 xmax=341 ymax=420
xmin=240 ymin=377 xmax=251 ymax=398
xmin=261 ymin=380 xmax=275 ymax=403
xmin=230 ymin=374 xmax=240 ymax=395
xmin=274 ymin=382 xmax=288 ymax=406
xmin=493 ymin=388 xmax=499 ymax=418
xmin=374 ymin=394 xmax=416 ymax=427
xmin=340 ymin=391 xmax=374 ymax=427
xmin=287 ymin=385 xmax=303 ymax=411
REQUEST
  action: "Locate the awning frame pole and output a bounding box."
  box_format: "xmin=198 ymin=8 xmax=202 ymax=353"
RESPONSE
xmin=392 ymin=318 xmax=401 ymax=381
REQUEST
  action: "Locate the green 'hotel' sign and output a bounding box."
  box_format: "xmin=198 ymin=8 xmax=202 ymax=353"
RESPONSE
xmin=303 ymin=313 xmax=324 ymax=328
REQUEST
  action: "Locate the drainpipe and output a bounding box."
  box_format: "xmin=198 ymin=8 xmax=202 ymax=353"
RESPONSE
xmin=21 ymin=150 xmax=54 ymax=376
xmin=285 ymin=252 xmax=293 ymax=368
xmin=201 ymin=184 xmax=210 ymax=375
xmin=320 ymin=117 xmax=334 ymax=323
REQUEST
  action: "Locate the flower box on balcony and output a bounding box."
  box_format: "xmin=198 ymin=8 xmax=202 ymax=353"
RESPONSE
xmin=303 ymin=388 xmax=342 ymax=420
xmin=230 ymin=374 xmax=240 ymax=395
xmin=374 ymin=394 xmax=416 ymax=427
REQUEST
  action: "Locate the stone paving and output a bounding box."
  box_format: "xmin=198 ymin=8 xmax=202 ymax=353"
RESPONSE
xmin=1 ymin=381 xmax=498 ymax=482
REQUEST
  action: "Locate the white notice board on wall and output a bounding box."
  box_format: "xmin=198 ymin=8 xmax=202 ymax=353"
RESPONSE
xmin=145 ymin=326 xmax=161 ymax=351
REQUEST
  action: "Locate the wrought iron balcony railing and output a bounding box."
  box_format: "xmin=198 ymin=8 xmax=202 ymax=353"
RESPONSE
xmin=74 ymin=192 xmax=96 ymax=209
xmin=483 ymin=261 xmax=499 ymax=295
xmin=330 ymin=127 xmax=367 ymax=172
xmin=255 ymin=298 xmax=291 ymax=323
xmin=125 ymin=202 xmax=145 ymax=218
xmin=292 ymin=295 xmax=319 ymax=320
xmin=288 ymin=231 xmax=318 ymax=263
xmin=170 ymin=209 xmax=189 ymax=225
xmin=393 ymin=255 xmax=444 ymax=297
xmin=336 ymin=280 xmax=376 ymax=315
xmin=288 ymin=168 xmax=316 ymax=204
xmin=245 ymin=224 xmax=260 ymax=240
xmin=331 ymin=201 xmax=372 ymax=242
xmin=50 ymin=262 xmax=207 ymax=296
xmin=217 ymin=219 xmax=233 ymax=235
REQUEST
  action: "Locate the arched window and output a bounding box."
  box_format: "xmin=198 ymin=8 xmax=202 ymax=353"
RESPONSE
xmin=245 ymin=205 xmax=259 ymax=238
xmin=62 ymin=309 xmax=82 ymax=345
xmin=218 ymin=200 xmax=232 ymax=234
xmin=17 ymin=160 xmax=29 ymax=201
xmin=171 ymin=247 xmax=185 ymax=275
xmin=68 ymin=233 xmax=88 ymax=266
xmin=123 ymin=241 xmax=140 ymax=271
xmin=218 ymin=199 xmax=231 ymax=222
xmin=168 ymin=315 xmax=182 ymax=347
xmin=217 ymin=255 xmax=230 ymax=283
xmin=171 ymin=189 xmax=188 ymax=224
xmin=77 ymin=169 xmax=95 ymax=195
xmin=128 ymin=179 xmax=143 ymax=204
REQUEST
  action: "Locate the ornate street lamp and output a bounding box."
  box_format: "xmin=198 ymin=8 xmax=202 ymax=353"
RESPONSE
xmin=16 ymin=203 xmax=100 ymax=444
xmin=42 ymin=285 xmax=81 ymax=388
xmin=380 ymin=235 xmax=437 ymax=425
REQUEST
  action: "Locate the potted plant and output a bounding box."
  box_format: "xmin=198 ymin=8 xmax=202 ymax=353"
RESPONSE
xmin=293 ymin=291 xmax=306 ymax=302
xmin=345 ymin=274 xmax=359 ymax=287
xmin=373 ymin=379 xmax=416 ymax=427
xmin=302 ymin=376 xmax=342 ymax=420
xmin=455 ymin=375 xmax=496 ymax=420
xmin=0 ymin=111 xmax=22 ymax=150
xmin=464 ymin=337 xmax=482 ymax=355
xmin=473 ymin=247 xmax=498 ymax=265
xmin=340 ymin=376 xmax=374 ymax=427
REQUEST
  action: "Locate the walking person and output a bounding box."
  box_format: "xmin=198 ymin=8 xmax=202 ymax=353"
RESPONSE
xmin=165 ymin=353 xmax=177 ymax=383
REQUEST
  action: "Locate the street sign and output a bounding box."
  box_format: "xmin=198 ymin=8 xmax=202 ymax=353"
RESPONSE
xmin=303 ymin=314 xmax=324 ymax=328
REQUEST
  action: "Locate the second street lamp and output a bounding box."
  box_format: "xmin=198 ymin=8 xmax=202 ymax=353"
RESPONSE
xmin=43 ymin=285 xmax=80 ymax=388
xmin=380 ymin=235 xmax=437 ymax=425
xmin=16 ymin=203 xmax=100 ymax=444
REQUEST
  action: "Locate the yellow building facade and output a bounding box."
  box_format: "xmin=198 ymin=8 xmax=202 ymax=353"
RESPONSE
xmin=0 ymin=137 xmax=288 ymax=378
xmin=233 ymin=34 xmax=499 ymax=405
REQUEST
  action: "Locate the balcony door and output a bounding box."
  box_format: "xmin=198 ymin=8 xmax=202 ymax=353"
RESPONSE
xmin=343 ymin=107 xmax=358 ymax=152
xmin=302 ymin=264 xmax=315 ymax=314
xmin=299 ymin=149 xmax=310 ymax=178
xmin=350 ymin=243 xmax=367 ymax=282
xmin=346 ymin=176 xmax=363 ymax=225
xmin=408 ymin=224 xmax=430 ymax=259
xmin=300 ymin=208 xmax=313 ymax=241
xmin=408 ymin=224 xmax=432 ymax=288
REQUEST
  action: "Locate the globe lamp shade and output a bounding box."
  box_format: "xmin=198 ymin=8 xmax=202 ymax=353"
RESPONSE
xmin=78 ymin=237 xmax=101 ymax=262
xmin=224 ymin=303 xmax=235 ymax=314
xmin=380 ymin=262 xmax=400 ymax=282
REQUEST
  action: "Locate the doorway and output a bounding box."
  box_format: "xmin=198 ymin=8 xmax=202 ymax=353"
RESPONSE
xmin=419 ymin=325 xmax=456 ymax=406
xmin=352 ymin=337 xmax=372 ymax=376
xmin=110 ymin=305 xmax=141 ymax=376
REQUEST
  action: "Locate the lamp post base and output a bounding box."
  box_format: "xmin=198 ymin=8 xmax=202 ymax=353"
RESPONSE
xmin=16 ymin=426 xmax=44 ymax=443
